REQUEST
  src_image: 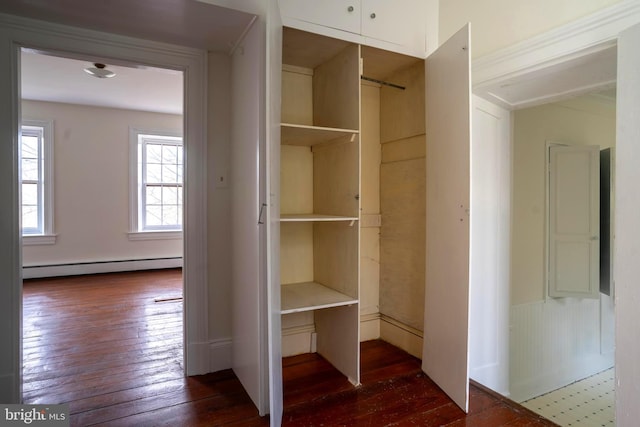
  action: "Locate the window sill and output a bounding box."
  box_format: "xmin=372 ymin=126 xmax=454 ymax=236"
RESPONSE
xmin=23 ymin=234 xmax=57 ymax=246
xmin=128 ymin=230 xmax=183 ymax=241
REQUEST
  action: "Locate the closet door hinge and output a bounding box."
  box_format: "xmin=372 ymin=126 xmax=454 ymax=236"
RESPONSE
xmin=258 ymin=203 xmax=267 ymax=225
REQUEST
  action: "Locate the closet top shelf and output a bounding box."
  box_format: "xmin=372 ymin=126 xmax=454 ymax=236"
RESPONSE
xmin=281 ymin=123 xmax=358 ymax=147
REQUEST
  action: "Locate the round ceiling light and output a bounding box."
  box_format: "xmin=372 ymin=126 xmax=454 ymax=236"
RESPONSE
xmin=84 ymin=63 xmax=116 ymax=79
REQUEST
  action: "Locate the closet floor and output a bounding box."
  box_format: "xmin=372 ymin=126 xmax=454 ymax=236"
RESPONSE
xmin=522 ymin=368 xmax=615 ymax=427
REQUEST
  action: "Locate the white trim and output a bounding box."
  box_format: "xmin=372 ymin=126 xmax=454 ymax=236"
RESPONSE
xmin=20 ymin=119 xmax=54 ymax=237
xmin=129 ymin=127 xmax=184 ymax=233
xmin=209 ymin=338 xmax=233 ymax=373
xmin=127 ymin=230 xmax=182 ymax=241
xmin=22 ymin=257 xmax=183 ymax=279
xmin=0 ymin=12 xmax=210 ymax=403
xmin=473 ymin=0 xmax=640 ymax=88
xmin=22 ymin=234 xmax=56 ymax=245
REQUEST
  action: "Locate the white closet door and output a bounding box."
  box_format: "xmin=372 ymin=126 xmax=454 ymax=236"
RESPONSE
xmin=230 ymin=18 xmax=268 ymax=415
xmin=469 ymin=96 xmax=511 ymax=396
xmin=423 ymin=24 xmax=471 ymax=413
xmin=615 ymin=21 xmax=640 ymax=427
xmin=548 ymin=145 xmax=600 ymax=299
xmin=266 ymin=0 xmax=283 ymax=424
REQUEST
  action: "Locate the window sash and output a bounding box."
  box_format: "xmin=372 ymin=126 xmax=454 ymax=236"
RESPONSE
xmin=137 ymin=133 xmax=183 ymax=232
xmin=20 ymin=126 xmax=44 ymax=235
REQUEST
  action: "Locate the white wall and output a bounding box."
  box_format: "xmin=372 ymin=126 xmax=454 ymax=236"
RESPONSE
xmin=512 ymin=95 xmax=616 ymax=305
xmin=439 ymin=0 xmax=624 ymax=58
xmin=510 ymin=94 xmax=616 ymax=401
xmin=206 ymin=52 xmax=233 ymax=361
xmin=21 ymin=100 xmax=183 ymax=267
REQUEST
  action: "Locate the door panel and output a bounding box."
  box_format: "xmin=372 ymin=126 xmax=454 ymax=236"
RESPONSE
xmin=423 ymin=24 xmax=471 ymax=412
xmin=548 ymin=145 xmax=600 ymax=299
xmin=230 ymin=18 xmax=266 ymax=415
xmin=266 ymin=0 xmax=283 ymax=424
xmin=469 ymin=96 xmax=511 ymax=396
xmin=614 ymin=21 xmax=640 ymax=426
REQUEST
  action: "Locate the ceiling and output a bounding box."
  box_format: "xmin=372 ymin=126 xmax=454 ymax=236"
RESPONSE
xmin=1 ymin=0 xmax=256 ymax=115
xmin=21 ymin=50 xmax=184 ymax=115
xmin=474 ymin=45 xmax=617 ymax=110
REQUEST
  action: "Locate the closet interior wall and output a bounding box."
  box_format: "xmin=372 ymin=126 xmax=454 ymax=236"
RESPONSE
xmin=279 ymin=27 xmax=428 ymax=382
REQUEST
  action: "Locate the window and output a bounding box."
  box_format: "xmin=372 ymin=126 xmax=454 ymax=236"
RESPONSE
xmin=20 ymin=120 xmax=55 ymax=244
xmin=130 ymin=130 xmax=183 ymax=239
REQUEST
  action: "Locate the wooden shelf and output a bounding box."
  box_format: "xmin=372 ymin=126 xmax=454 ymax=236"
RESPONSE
xmin=281 ymin=281 xmax=358 ymax=314
xmin=281 ymin=214 xmax=358 ymax=222
xmin=281 ymin=123 xmax=358 ymax=146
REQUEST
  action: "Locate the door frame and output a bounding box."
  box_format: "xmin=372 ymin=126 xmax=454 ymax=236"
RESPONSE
xmin=0 ymin=13 xmax=209 ymax=402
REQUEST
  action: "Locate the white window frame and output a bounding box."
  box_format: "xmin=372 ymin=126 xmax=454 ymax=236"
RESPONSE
xmin=129 ymin=128 xmax=183 ymax=240
xmin=21 ymin=119 xmax=55 ymax=245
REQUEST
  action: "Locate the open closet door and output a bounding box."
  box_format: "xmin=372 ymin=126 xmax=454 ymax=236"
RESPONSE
xmin=265 ymin=0 xmax=283 ymax=424
xmin=230 ymin=16 xmax=269 ymax=416
xmin=615 ymin=21 xmax=640 ymax=427
xmin=423 ymin=24 xmax=471 ymax=412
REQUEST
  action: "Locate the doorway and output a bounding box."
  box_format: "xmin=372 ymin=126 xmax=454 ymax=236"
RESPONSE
xmin=19 ymin=48 xmax=186 ymax=408
xmin=0 ymin=14 xmax=210 ymax=403
xmin=509 ymin=90 xmax=616 ymax=425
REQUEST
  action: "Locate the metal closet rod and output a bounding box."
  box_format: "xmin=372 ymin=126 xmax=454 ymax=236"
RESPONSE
xmin=360 ymin=75 xmax=406 ymax=90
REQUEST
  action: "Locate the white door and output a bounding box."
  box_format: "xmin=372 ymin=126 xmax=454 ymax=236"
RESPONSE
xmin=548 ymin=145 xmax=600 ymax=299
xmin=230 ymin=17 xmax=269 ymax=415
xmin=469 ymin=96 xmax=511 ymax=396
xmin=423 ymin=24 xmax=471 ymax=412
xmin=614 ymin=21 xmax=640 ymax=427
xmin=265 ymin=0 xmax=283 ymax=424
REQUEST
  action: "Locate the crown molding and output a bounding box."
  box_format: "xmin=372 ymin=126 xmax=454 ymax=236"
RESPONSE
xmin=473 ymin=0 xmax=640 ymax=89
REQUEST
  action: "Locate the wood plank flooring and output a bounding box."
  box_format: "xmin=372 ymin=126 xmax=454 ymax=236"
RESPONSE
xmin=23 ymin=269 xmax=556 ymax=426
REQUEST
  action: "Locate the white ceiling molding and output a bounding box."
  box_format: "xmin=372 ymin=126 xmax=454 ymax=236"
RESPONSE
xmin=472 ymin=0 xmax=640 ymax=110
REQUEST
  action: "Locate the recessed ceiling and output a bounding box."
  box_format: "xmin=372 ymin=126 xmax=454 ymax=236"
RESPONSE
xmin=474 ymin=45 xmax=617 ymax=110
xmin=21 ymin=50 xmax=184 ymax=115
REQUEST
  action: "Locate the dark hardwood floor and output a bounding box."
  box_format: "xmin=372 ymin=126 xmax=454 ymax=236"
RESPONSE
xmin=23 ymin=269 xmax=556 ymax=426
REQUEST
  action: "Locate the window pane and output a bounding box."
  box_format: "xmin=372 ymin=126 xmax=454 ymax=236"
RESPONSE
xmin=146 ymin=186 xmax=162 ymax=206
xmin=162 ymin=165 xmax=178 ymax=183
xmin=22 ymin=183 xmax=38 ymax=205
xmin=21 ymin=136 xmax=39 ymax=158
xmin=177 ymin=187 xmax=183 ymax=206
xmin=162 ymin=205 xmax=178 ymax=226
xmin=146 ymin=164 xmax=162 ymax=183
xmin=177 ymin=146 xmax=183 ymax=165
xmin=177 ymin=205 xmax=183 ymax=226
xmin=146 ymin=144 xmax=163 ymax=164
xmin=145 ymin=206 xmax=162 ymax=227
xmin=163 ymin=145 xmax=178 ymax=164
xmin=21 ymin=158 xmax=39 ymax=181
xmin=22 ymin=205 xmax=38 ymax=230
xmin=162 ymin=186 xmax=178 ymax=205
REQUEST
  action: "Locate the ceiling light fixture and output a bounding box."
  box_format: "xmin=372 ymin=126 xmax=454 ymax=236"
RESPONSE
xmin=84 ymin=63 xmax=116 ymax=79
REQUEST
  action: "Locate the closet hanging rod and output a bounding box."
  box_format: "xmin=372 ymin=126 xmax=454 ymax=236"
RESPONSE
xmin=360 ymin=75 xmax=405 ymax=90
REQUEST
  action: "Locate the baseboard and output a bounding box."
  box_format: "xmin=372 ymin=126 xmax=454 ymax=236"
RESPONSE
xmin=22 ymin=257 xmax=183 ymax=279
xmin=209 ymin=338 xmax=232 ymax=373
xmin=379 ymin=315 xmax=423 ymax=359
xmin=282 ymin=324 xmax=316 ymax=357
xmin=360 ymin=312 xmax=381 ymax=341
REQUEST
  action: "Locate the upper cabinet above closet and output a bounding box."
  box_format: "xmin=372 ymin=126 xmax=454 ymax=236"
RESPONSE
xmin=279 ymin=0 xmax=437 ymax=58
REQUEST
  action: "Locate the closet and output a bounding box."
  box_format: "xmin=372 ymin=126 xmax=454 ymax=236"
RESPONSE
xmin=274 ymin=24 xmax=472 ymax=413
xmin=228 ymin=8 xmax=472 ymax=423
xmin=280 ymin=28 xmax=361 ymax=384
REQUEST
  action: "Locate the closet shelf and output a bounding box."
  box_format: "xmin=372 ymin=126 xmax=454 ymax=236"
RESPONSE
xmin=281 ymin=214 xmax=359 ymax=222
xmin=281 ymin=281 xmax=358 ymax=314
xmin=281 ymin=123 xmax=359 ymax=146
